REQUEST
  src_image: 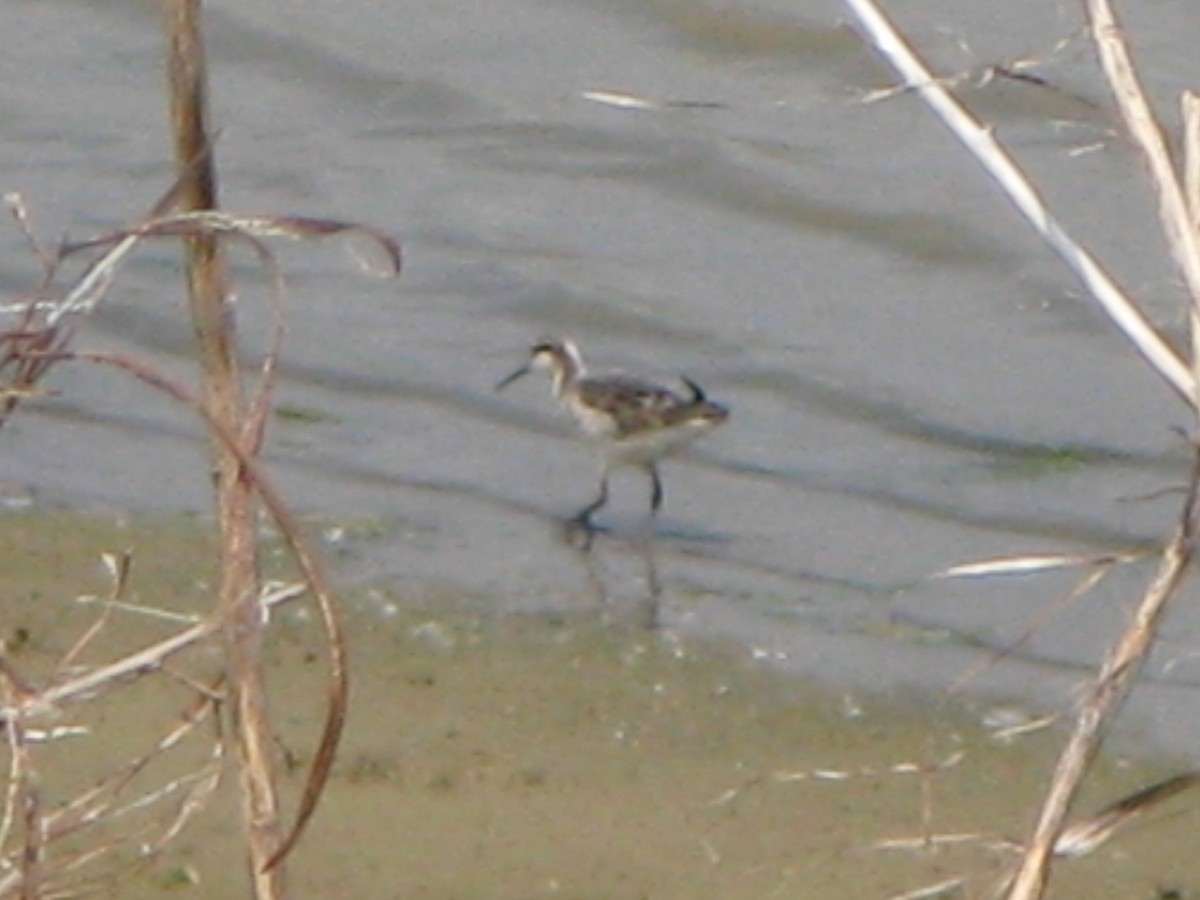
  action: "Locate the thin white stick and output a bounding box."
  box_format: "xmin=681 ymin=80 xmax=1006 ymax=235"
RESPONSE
xmin=841 ymin=0 xmax=1195 ymax=406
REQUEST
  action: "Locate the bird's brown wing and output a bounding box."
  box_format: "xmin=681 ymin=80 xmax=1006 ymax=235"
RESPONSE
xmin=575 ymin=376 xmax=685 ymax=437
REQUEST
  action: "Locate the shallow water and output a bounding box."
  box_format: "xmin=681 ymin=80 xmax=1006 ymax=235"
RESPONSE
xmin=2 ymin=1 xmax=1200 ymax=760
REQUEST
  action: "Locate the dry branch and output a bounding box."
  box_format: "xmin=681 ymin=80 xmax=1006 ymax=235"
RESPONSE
xmin=1004 ymin=491 xmax=1194 ymax=898
xmin=0 ymin=1 xmax=398 ymax=893
xmin=0 ymin=184 xmax=392 ymax=899
xmin=0 ymin=686 xmax=223 ymax=898
xmin=164 ymin=3 xmax=286 ymax=895
xmin=841 ymin=2 xmax=1200 ymax=897
xmin=841 ymin=0 xmax=1194 ymax=405
xmin=0 ymin=584 xmax=304 ymax=730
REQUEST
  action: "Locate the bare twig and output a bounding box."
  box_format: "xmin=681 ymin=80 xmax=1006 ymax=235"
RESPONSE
xmin=841 ymin=3 xmax=1200 ymax=897
xmin=0 ymin=583 xmax=304 ymax=729
xmin=0 ymin=671 xmax=24 ymax=876
xmin=1001 ymin=4 xmax=1200 ymax=895
xmin=948 ymin=560 xmax=1114 ymax=693
xmin=1004 ymin=452 xmax=1196 ymax=898
xmin=842 ymin=0 xmax=1194 ymax=404
xmin=0 ymin=686 xmax=225 ymax=898
xmin=57 ymin=551 xmax=132 ymax=674
xmin=42 ymin=693 xmax=218 ymax=845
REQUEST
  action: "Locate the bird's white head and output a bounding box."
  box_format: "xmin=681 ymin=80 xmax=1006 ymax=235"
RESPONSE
xmin=496 ymin=336 xmax=586 ymax=398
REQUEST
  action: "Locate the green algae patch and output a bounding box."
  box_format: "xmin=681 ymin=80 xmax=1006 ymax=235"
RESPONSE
xmin=275 ymin=404 xmax=340 ymax=425
xmin=984 ymin=444 xmax=1096 ymax=480
xmin=1 ymin=513 xmax=1196 ymax=898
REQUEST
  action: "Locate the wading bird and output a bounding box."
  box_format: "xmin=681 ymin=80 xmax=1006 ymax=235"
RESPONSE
xmin=495 ymin=337 xmax=729 ymax=528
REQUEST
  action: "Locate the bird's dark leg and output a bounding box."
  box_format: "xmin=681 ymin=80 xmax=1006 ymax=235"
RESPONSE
xmin=648 ymin=464 xmax=663 ymax=515
xmin=573 ymin=465 xmax=610 ymax=527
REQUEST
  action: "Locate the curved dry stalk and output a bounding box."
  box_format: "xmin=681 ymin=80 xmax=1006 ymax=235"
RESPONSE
xmin=66 ymin=350 xmax=349 ymax=875
xmin=0 ymin=185 xmax=396 ymax=895
xmin=841 ymin=0 xmax=1194 ymax=405
xmin=1 ymin=193 xmax=401 ymax=441
xmin=70 ymin=211 xmax=401 ymax=273
xmin=1051 ymin=770 xmax=1199 ymax=859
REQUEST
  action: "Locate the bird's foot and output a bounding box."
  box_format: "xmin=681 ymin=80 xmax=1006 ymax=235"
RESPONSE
xmin=562 ymin=510 xmax=600 ymax=550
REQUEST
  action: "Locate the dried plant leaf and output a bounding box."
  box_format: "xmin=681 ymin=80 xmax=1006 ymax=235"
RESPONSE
xmin=1053 ymin=772 xmax=1200 ymax=858
xmin=582 ymin=90 xmax=658 ymax=110
xmin=936 ymin=552 xmax=1129 ymax=579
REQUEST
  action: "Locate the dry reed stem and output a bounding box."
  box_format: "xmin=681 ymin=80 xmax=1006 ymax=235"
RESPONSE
xmin=1186 ymin=94 xmax=1200 ymax=235
xmin=1 ymin=202 xmax=390 ymax=891
xmin=841 ymin=0 xmax=1194 ymax=405
xmin=1005 ymin=4 xmax=1200 ymax=896
xmin=0 ymin=7 xmax=392 ymax=893
xmin=165 ymin=3 xmax=284 ymax=896
xmin=841 ymin=2 xmax=1200 ymax=897
xmin=1085 ymin=1 xmax=1200 ymax=332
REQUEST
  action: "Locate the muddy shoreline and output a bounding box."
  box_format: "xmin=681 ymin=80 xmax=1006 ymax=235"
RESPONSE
xmin=2 ymin=512 xmax=1195 ymax=897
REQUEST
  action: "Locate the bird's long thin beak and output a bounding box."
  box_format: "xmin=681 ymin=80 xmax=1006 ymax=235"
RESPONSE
xmin=494 ymin=363 xmax=531 ymax=392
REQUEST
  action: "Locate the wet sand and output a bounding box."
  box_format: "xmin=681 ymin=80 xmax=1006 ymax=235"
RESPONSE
xmin=2 ymin=512 xmax=1196 ymax=898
